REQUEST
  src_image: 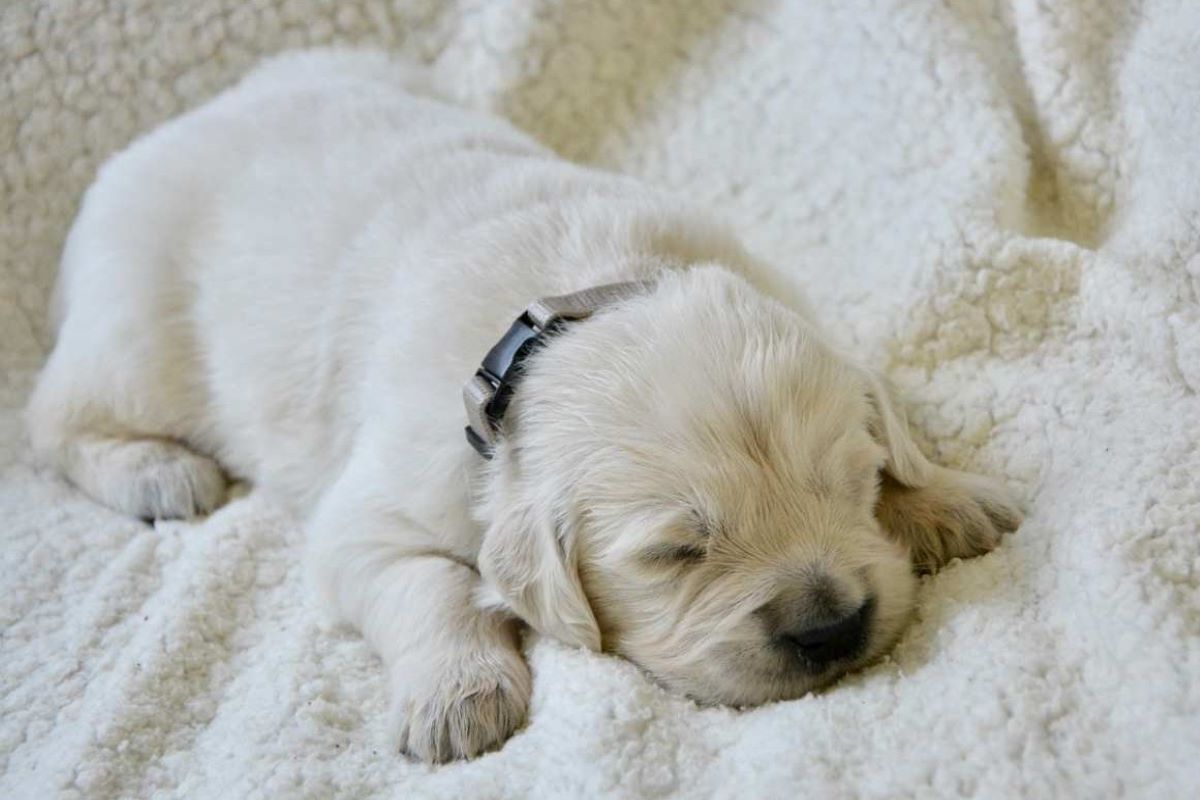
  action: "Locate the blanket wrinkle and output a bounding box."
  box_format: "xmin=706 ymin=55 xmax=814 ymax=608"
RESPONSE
xmin=3 ymin=1 xmax=1199 ymax=798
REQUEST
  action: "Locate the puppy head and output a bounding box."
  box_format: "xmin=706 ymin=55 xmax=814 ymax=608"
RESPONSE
xmin=476 ymin=266 xmax=919 ymax=705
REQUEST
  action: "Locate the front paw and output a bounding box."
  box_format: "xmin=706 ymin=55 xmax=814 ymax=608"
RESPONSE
xmin=390 ymin=648 xmax=532 ymax=763
xmin=876 ymin=466 xmax=1022 ymax=573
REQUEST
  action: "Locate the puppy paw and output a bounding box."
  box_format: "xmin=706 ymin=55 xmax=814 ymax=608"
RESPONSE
xmin=132 ymin=444 xmax=227 ymax=520
xmin=876 ymin=466 xmax=1022 ymax=573
xmin=69 ymin=436 xmax=228 ymax=520
xmin=390 ymin=645 xmax=531 ymax=763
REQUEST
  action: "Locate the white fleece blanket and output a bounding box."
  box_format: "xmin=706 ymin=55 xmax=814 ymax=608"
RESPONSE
xmin=3 ymin=1 xmax=1199 ymax=797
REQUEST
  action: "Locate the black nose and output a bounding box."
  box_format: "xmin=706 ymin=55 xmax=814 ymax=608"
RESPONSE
xmin=780 ymin=600 xmax=872 ymax=668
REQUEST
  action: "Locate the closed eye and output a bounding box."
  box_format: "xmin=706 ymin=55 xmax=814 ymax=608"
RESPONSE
xmin=639 ymin=543 xmax=707 ymax=566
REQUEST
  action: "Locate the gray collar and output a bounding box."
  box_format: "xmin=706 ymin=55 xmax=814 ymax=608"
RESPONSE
xmin=463 ymin=280 xmax=651 ymax=458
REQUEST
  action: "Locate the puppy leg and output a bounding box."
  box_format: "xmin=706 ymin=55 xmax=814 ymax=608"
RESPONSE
xmin=56 ymin=434 xmax=228 ymax=520
xmin=308 ymin=484 xmax=530 ymax=763
xmin=875 ymin=465 xmax=1022 ymax=573
xmin=381 ymin=557 xmax=529 ymax=763
xmin=28 ymin=352 xmax=225 ymax=521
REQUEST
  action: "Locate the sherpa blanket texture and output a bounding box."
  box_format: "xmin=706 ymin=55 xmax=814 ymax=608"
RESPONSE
xmin=2 ymin=1 xmax=1199 ymax=798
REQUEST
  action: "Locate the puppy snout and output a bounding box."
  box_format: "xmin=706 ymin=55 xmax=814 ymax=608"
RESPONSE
xmin=778 ymin=598 xmax=873 ymax=667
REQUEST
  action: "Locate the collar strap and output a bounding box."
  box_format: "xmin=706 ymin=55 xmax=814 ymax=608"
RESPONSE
xmin=464 ymin=280 xmax=652 ymax=458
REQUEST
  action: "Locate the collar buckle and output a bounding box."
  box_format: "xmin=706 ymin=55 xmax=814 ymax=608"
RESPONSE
xmin=463 ymin=280 xmax=652 ymax=458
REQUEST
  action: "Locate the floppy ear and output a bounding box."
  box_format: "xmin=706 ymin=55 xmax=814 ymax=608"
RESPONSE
xmin=861 ymin=371 xmax=934 ymax=489
xmin=477 ymin=498 xmax=602 ymax=652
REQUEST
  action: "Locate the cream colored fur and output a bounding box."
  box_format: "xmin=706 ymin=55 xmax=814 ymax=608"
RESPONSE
xmin=26 ymin=50 xmax=1020 ymax=763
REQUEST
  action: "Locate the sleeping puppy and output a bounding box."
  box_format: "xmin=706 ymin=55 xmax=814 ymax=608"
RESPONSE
xmin=26 ymin=49 xmax=1021 ymax=762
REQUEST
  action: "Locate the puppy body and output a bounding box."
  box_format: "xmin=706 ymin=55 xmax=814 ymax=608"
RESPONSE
xmin=28 ymin=50 xmax=1020 ymax=762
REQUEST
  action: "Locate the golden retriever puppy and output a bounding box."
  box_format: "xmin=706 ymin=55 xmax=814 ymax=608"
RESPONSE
xmin=26 ymin=50 xmax=1021 ymax=762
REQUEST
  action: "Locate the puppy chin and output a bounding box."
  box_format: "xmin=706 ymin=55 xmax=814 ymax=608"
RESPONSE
xmin=668 ymin=640 xmax=881 ymax=708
